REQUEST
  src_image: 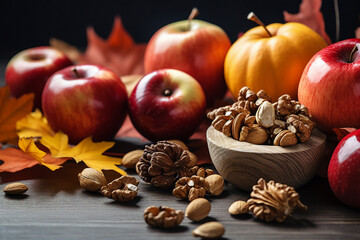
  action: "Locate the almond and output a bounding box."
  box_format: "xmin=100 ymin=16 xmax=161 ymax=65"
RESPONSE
xmin=122 ymin=149 xmax=144 ymax=169
xmin=205 ymin=174 xmax=224 ymax=196
xmin=185 ymin=198 xmax=211 ymax=221
xmin=228 ymin=200 xmax=249 ymax=215
xmin=78 ymin=168 xmax=107 ymax=192
xmin=193 ymin=221 xmax=225 ymax=239
xmin=4 ymin=182 xmax=28 ymax=195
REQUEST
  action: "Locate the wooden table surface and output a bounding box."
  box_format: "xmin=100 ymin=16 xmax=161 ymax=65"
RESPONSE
xmin=0 ymin=60 xmax=360 ymax=240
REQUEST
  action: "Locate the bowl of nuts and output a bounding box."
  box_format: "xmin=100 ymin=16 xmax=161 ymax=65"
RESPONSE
xmin=206 ymin=87 xmax=327 ymax=191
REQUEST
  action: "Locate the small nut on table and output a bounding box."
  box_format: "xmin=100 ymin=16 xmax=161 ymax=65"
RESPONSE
xmin=193 ymin=221 xmax=225 ymax=239
xmin=122 ymin=149 xmax=144 ymax=169
xmin=101 ymin=175 xmax=139 ymax=202
xmin=3 ymin=182 xmax=28 ymax=195
xmin=78 ymin=168 xmax=107 ymax=192
xmin=205 ymin=174 xmax=224 ymax=196
xmin=185 ymin=198 xmax=211 ymax=222
xmin=228 ymin=200 xmax=249 ymax=215
xmin=144 ymin=206 xmax=184 ymax=228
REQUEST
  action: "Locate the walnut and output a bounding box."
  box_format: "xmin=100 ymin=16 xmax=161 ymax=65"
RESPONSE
xmin=236 ymin=86 xmax=258 ymax=114
xmin=276 ymin=94 xmax=296 ymax=117
xmin=286 ymin=114 xmax=312 ymax=142
xmin=144 ymin=206 xmax=184 ymax=228
xmin=206 ymin=105 xmax=232 ymax=120
xmin=172 ymin=175 xmax=207 ymax=201
xmin=189 ymin=166 xmax=214 ymax=178
xmin=256 ymin=89 xmax=271 ymax=103
xmin=273 ymin=130 xmax=298 ymax=146
xmin=294 ymin=102 xmax=310 ymax=117
xmin=136 ymin=141 xmax=192 ymax=189
xmin=248 ymin=178 xmax=307 ymax=222
xmin=101 ymin=175 xmax=139 ymax=202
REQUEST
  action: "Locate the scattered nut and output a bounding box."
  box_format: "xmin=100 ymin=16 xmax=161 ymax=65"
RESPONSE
xmin=228 ymin=200 xmax=249 ymax=215
xmin=185 ymin=198 xmax=211 ymax=222
xmin=205 ymin=174 xmax=224 ymax=196
xmin=190 ymin=166 xmax=214 ymax=178
xmin=78 ymin=168 xmax=107 ymax=192
xmin=193 ymin=221 xmax=225 ymax=239
xmin=167 ymin=139 xmax=189 ymax=150
xmin=122 ymin=150 xmax=144 ymax=169
xmin=186 ymin=150 xmax=198 ymax=167
xmin=3 ymin=182 xmax=28 ymax=195
xmin=101 ymin=175 xmax=139 ymax=202
xmin=173 ymin=175 xmax=207 ymax=201
xmin=144 ymin=206 xmax=184 ymax=228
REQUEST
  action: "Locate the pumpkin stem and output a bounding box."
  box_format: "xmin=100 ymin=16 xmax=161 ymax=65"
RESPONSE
xmin=247 ymin=12 xmax=272 ymax=37
xmin=187 ymin=8 xmax=199 ymax=31
xmin=349 ymin=44 xmax=358 ymax=63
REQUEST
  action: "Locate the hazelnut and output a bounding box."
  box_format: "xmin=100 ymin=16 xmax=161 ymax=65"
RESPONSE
xmin=78 ymin=168 xmax=107 ymax=192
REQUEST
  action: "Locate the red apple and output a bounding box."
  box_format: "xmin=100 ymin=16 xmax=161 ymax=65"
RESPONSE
xmin=5 ymin=46 xmax=73 ymax=109
xmin=328 ymin=129 xmax=360 ymax=209
xmin=42 ymin=64 xmax=128 ymax=144
xmin=144 ymin=15 xmax=231 ymax=105
xmin=298 ymin=38 xmax=360 ymax=132
xmin=128 ymin=69 xmax=206 ymax=141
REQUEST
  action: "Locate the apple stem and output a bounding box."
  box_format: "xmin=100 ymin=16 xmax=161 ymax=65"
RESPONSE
xmin=72 ymin=67 xmax=80 ymax=78
xmin=247 ymin=12 xmax=272 ymax=37
xmin=163 ymin=89 xmax=172 ymax=96
xmin=187 ymin=8 xmax=199 ymax=31
xmin=349 ymin=44 xmax=358 ymax=63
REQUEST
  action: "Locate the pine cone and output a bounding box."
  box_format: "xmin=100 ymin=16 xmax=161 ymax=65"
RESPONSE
xmin=136 ymin=141 xmax=192 ymax=189
xmin=248 ymin=178 xmax=307 ymax=222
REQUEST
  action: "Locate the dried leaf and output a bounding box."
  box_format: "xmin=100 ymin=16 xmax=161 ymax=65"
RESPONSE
xmin=0 ymin=85 xmax=34 ymax=144
xmin=0 ymin=147 xmax=39 ymax=172
xmin=39 ymin=131 xmax=70 ymax=156
xmin=18 ymin=138 xmax=62 ymax=171
xmin=283 ymin=0 xmax=331 ymax=44
xmin=356 ymin=27 xmax=360 ymax=38
xmin=51 ymin=16 xmax=146 ymax=77
xmin=16 ymin=109 xmax=54 ymax=139
xmin=49 ymin=136 xmax=125 ymax=175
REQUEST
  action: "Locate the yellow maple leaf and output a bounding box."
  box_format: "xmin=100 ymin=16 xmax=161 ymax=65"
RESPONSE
xmin=18 ymin=138 xmax=62 ymax=171
xmin=0 ymin=85 xmax=34 ymax=144
xmin=16 ymin=109 xmax=54 ymax=139
xmin=39 ymin=131 xmax=70 ymax=156
xmin=53 ymin=136 xmax=126 ymax=175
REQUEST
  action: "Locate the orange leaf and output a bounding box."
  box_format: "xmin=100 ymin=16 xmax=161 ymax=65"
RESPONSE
xmin=0 ymin=147 xmax=39 ymax=173
xmin=283 ymin=0 xmax=331 ymax=44
xmin=0 ymin=85 xmax=34 ymax=144
xmin=16 ymin=109 xmax=55 ymax=139
xmin=51 ymin=16 xmax=146 ymax=77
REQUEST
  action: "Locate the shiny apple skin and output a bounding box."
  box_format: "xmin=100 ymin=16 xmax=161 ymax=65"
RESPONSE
xmin=328 ymin=129 xmax=360 ymax=209
xmin=298 ymin=39 xmax=360 ymax=132
xmin=5 ymin=46 xmax=73 ymax=109
xmin=42 ymin=65 xmax=128 ymax=144
xmin=128 ymin=69 xmax=206 ymax=141
xmin=144 ymin=20 xmax=231 ymax=106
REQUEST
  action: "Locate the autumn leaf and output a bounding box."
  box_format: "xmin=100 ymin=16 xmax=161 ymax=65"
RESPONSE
xmin=332 ymin=128 xmax=357 ymax=141
xmin=283 ymin=0 xmax=331 ymax=44
xmin=0 ymin=147 xmax=39 ymax=172
xmin=39 ymin=131 xmax=71 ymax=156
xmin=53 ymin=136 xmax=126 ymax=175
xmin=51 ymin=16 xmax=146 ymax=77
xmin=18 ymin=138 xmax=62 ymax=171
xmin=16 ymin=109 xmax=54 ymax=139
xmin=0 ymin=85 xmax=34 ymax=144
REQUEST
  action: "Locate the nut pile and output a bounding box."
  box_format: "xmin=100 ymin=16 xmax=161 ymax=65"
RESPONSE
xmin=207 ymin=86 xmax=315 ymax=146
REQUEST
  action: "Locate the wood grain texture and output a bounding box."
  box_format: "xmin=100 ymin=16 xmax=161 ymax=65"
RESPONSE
xmin=207 ymin=126 xmax=327 ymax=191
xmin=1 ymin=162 xmax=360 ymax=240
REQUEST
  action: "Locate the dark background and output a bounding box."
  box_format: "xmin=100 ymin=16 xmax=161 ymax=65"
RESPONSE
xmin=0 ymin=0 xmax=359 ymax=59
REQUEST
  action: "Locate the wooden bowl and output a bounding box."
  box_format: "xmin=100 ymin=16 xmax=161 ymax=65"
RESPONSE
xmin=206 ymin=126 xmax=327 ymax=191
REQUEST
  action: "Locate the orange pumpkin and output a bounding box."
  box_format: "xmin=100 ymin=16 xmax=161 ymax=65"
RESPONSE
xmin=224 ymin=22 xmax=327 ymax=100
